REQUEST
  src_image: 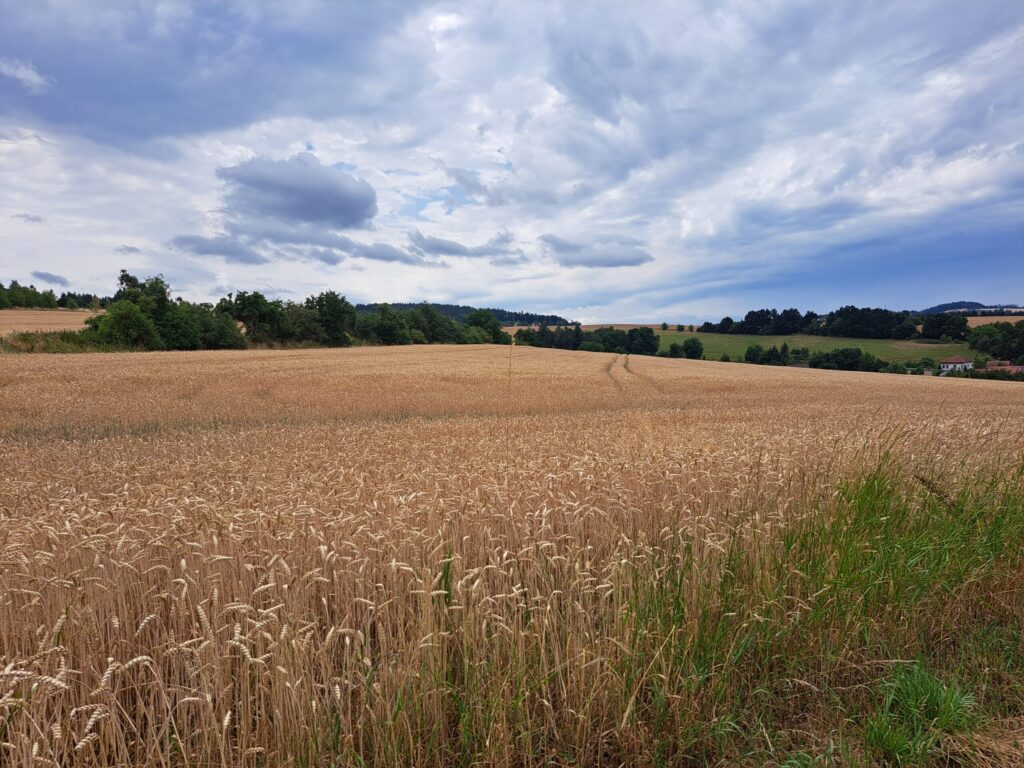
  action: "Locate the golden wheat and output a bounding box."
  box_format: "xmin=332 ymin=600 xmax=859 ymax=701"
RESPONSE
xmin=1 ymin=346 xmax=1022 ymax=766
xmin=0 ymin=309 xmax=99 ymax=337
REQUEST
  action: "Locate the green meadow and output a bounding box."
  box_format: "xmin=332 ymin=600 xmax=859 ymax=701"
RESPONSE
xmin=658 ymin=330 xmax=973 ymax=363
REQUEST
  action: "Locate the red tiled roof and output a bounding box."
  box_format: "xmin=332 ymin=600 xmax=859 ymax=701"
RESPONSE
xmin=939 ymin=356 xmax=973 ymax=364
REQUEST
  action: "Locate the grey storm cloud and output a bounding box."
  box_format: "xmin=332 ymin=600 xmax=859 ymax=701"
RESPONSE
xmin=540 ymin=234 xmax=653 ymax=268
xmin=114 ymin=245 xmax=141 ymax=254
xmin=0 ymin=2 xmax=431 ymax=141
xmin=217 ymin=153 xmax=377 ymax=229
xmin=170 ymin=234 xmax=270 ymax=265
xmin=408 ymin=229 xmax=523 ymax=263
xmin=351 ymin=242 xmax=427 ymax=265
xmin=170 ymin=153 xmax=432 ymax=266
xmin=30 ymin=270 xmax=69 ymax=286
xmin=11 ymin=213 xmax=44 ymax=223
xmin=409 ymin=229 xmax=472 ymax=256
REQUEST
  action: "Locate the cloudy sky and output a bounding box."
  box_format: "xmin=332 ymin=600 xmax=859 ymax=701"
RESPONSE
xmin=1 ymin=1 xmax=1022 ymax=321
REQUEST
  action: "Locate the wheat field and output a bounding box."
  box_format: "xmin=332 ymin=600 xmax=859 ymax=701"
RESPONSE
xmin=2 ymin=346 xmax=1023 ymax=766
xmin=0 ymin=309 xmax=99 ymax=337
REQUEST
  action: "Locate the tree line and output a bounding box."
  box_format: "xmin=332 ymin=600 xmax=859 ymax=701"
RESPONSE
xmin=967 ymin=320 xmax=1024 ymax=364
xmin=4 ymin=271 xmax=513 ymax=352
xmin=356 ymin=302 xmax=569 ymax=327
xmin=697 ymin=305 xmax=969 ymax=341
xmin=0 ymin=280 xmax=108 ymax=310
xmin=512 ymin=324 xmax=662 ymax=356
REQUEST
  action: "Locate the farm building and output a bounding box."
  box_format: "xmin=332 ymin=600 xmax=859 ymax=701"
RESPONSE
xmin=938 ymin=356 xmax=973 ymax=373
xmin=984 ymin=360 xmax=1024 ymax=374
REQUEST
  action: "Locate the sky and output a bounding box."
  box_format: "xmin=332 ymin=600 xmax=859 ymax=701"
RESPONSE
xmin=1 ymin=1 xmax=1022 ymax=322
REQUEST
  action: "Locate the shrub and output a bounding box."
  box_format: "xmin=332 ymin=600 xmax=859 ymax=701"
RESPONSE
xmin=91 ymin=300 xmax=164 ymax=350
xmin=682 ymin=337 xmax=704 ymax=359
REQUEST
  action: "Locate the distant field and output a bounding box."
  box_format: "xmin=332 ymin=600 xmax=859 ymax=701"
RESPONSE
xmin=966 ymin=314 xmax=1024 ymax=327
xmin=0 ymin=308 xmax=98 ymax=335
xmin=506 ymin=323 xmax=973 ymax=362
xmin=656 ymin=330 xmax=972 ymax=362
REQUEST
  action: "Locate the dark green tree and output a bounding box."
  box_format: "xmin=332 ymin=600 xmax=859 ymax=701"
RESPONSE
xmin=625 ymin=326 xmax=659 ymax=356
xmin=681 ymin=337 xmax=704 ymax=359
xmin=306 ymin=291 xmax=355 ymax=346
xmin=466 ymin=309 xmax=510 ymax=344
xmin=921 ymin=313 xmax=969 ymax=340
xmin=91 ymin=300 xmax=164 ymax=350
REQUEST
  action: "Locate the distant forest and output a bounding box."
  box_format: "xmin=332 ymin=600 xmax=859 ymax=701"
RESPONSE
xmin=919 ymin=300 xmax=1023 ymax=314
xmin=699 ymin=306 xmax=969 ymax=341
xmin=356 ymin=302 xmax=569 ymax=327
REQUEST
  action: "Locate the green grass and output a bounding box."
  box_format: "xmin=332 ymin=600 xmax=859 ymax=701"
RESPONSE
xmin=864 ymin=663 xmax=977 ymax=765
xmin=658 ymin=330 xmax=972 ymax=363
xmin=0 ymin=328 xmax=125 ymax=353
xmin=617 ymin=461 xmax=1024 ymax=764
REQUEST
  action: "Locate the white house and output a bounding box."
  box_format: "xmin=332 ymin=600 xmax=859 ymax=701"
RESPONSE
xmin=938 ymin=356 xmax=973 ymax=373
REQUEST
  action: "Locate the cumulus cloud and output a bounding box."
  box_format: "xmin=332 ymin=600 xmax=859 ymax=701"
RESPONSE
xmin=408 ymin=228 xmax=524 ymax=263
xmin=11 ymin=213 xmax=44 ymax=223
xmin=437 ymin=163 xmax=508 ymax=207
xmin=170 ymin=152 xmax=432 ymax=267
xmin=30 ymin=270 xmax=68 ymax=286
xmin=540 ymin=234 xmax=653 ymax=268
xmin=170 ymin=234 xmax=270 ymax=265
xmin=0 ymin=58 xmax=52 ymax=93
xmin=216 ymin=153 xmax=377 ymax=229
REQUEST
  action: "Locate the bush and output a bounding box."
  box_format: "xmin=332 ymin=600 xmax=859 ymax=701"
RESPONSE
xmin=625 ymin=326 xmax=660 ymax=356
xmin=461 ymin=326 xmax=491 ymax=344
xmin=719 ymin=353 xmax=730 ymax=362
xmin=921 ymin=313 xmax=968 ymax=340
xmin=808 ymin=347 xmax=886 ymax=372
xmin=682 ymin=337 xmax=704 ymax=359
xmin=91 ymin=300 xmax=164 ymax=350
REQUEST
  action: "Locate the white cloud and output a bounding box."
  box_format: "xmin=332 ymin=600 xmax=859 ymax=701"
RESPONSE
xmin=0 ymin=58 xmax=52 ymax=93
